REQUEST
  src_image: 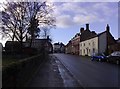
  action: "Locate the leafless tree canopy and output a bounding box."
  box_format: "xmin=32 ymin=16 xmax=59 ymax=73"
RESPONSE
xmin=1 ymin=1 xmax=56 ymax=47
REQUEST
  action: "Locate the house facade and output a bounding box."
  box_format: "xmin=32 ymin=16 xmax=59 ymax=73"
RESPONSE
xmin=53 ymin=42 xmax=65 ymax=53
xmin=65 ymin=40 xmax=72 ymax=54
xmin=65 ymin=33 xmax=80 ymax=55
xmin=71 ymin=33 xmax=80 ymax=55
xmin=79 ymin=24 xmax=116 ymax=56
xmin=24 ymin=36 xmax=53 ymax=53
xmin=80 ymin=37 xmax=98 ymax=56
xmin=108 ymin=38 xmax=120 ymax=52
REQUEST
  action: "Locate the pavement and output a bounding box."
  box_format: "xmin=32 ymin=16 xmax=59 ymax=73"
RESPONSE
xmin=26 ymin=54 xmax=82 ymax=87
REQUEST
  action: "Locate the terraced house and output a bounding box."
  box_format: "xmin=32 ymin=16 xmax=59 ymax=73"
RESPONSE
xmin=79 ymin=24 xmax=116 ymax=56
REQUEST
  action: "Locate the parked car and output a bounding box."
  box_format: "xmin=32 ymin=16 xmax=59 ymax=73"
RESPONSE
xmin=107 ymin=51 xmax=120 ymax=64
xmin=91 ymin=53 xmax=106 ymax=62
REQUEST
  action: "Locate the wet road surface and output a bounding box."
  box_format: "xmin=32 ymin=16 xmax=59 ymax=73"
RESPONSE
xmin=26 ymin=54 xmax=82 ymax=87
xmin=53 ymin=53 xmax=120 ymax=88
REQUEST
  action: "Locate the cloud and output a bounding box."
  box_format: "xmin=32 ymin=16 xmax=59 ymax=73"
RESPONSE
xmin=54 ymin=2 xmax=117 ymax=28
xmin=56 ymin=15 xmax=74 ymax=28
xmin=73 ymin=14 xmax=98 ymax=24
xmin=50 ymin=0 xmax=119 ymax=2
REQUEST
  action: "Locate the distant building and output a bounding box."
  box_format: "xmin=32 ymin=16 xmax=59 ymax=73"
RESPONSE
xmin=53 ymin=42 xmax=65 ymax=53
xmin=79 ymin=24 xmax=116 ymax=56
xmin=5 ymin=36 xmax=53 ymax=54
xmin=25 ymin=36 xmax=53 ymax=53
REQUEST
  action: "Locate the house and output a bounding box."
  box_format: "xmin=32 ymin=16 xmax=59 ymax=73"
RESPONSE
xmin=53 ymin=42 xmax=65 ymax=53
xmin=71 ymin=33 xmax=80 ymax=55
xmin=80 ymin=24 xmax=97 ymax=42
xmin=108 ymin=38 xmax=120 ymax=52
xmin=65 ymin=24 xmax=96 ymax=55
xmin=25 ymin=37 xmax=53 ymax=53
xmin=65 ymin=40 xmax=72 ymax=54
xmin=60 ymin=43 xmax=65 ymax=53
xmin=65 ymin=31 xmax=80 ymax=55
xmin=79 ymin=24 xmax=116 ymax=56
xmin=53 ymin=43 xmax=61 ymax=53
xmin=5 ymin=41 xmax=22 ymax=54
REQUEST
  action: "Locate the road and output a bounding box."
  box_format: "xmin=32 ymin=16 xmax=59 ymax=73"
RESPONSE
xmin=53 ymin=53 xmax=120 ymax=88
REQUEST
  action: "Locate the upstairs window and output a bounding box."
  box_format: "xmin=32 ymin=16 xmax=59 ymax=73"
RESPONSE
xmin=84 ymin=43 xmax=85 ymax=46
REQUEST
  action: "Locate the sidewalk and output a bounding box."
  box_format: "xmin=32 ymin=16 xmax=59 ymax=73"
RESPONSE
xmin=26 ymin=54 xmax=81 ymax=87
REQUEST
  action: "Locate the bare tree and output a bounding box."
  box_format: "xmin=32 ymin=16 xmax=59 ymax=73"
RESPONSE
xmin=1 ymin=2 xmax=31 ymax=49
xmin=1 ymin=1 xmax=56 ymax=49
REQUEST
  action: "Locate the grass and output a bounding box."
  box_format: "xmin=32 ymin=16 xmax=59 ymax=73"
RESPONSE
xmin=2 ymin=54 xmax=30 ymax=67
xmin=2 ymin=55 xmax=19 ymax=67
xmin=2 ymin=59 xmax=18 ymax=67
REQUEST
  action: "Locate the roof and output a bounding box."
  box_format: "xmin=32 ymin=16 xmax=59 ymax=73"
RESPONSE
xmin=80 ymin=30 xmax=116 ymax=45
xmin=54 ymin=43 xmax=60 ymax=45
xmin=80 ymin=29 xmax=97 ymax=42
xmin=54 ymin=42 xmax=65 ymax=46
xmin=97 ymin=31 xmax=107 ymax=36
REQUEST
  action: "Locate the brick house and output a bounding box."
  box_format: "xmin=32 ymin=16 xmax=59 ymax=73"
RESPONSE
xmin=108 ymin=38 xmax=120 ymax=53
xmin=65 ymin=40 xmax=72 ymax=54
xmin=71 ymin=33 xmax=80 ymax=55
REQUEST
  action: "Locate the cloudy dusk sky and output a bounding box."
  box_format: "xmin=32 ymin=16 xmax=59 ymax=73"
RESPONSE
xmin=0 ymin=0 xmax=119 ymax=46
xmin=51 ymin=1 xmax=119 ymax=45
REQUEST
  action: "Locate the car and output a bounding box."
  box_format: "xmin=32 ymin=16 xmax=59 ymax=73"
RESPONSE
xmin=91 ymin=53 xmax=106 ymax=62
xmin=106 ymin=51 xmax=120 ymax=64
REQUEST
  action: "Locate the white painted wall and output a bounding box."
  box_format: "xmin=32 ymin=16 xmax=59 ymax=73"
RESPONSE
xmin=79 ymin=37 xmax=98 ymax=56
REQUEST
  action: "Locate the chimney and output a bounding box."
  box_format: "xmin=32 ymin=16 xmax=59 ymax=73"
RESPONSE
xmin=80 ymin=28 xmax=84 ymax=33
xmin=106 ymin=24 xmax=110 ymax=32
xmin=86 ymin=23 xmax=89 ymax=30
xmin=47 ymin=36 xmax=49 ymax=40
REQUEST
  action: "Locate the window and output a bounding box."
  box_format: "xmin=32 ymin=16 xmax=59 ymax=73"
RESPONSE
xmin=84 ymin=49 xmax=85 ymax=53
xmin=80 ymin=50 xmax=82 ymax=55
xmin=92 ymin=42 xmax=95 ymax=46
xmin=89 ymin=43 xmax=90 ymax=45
xmin=84 ymin=43 xmax=85 ymax=46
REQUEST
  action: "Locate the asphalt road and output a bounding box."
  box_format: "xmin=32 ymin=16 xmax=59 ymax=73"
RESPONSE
xmin=53 ymin=53 xmax=120 ymax=88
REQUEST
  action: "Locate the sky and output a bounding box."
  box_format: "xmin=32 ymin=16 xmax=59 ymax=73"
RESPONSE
xmin=0 ymin=0 xmax=119 ymax=46
xmin=51 ymin=2 xmax=119 ymax=45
